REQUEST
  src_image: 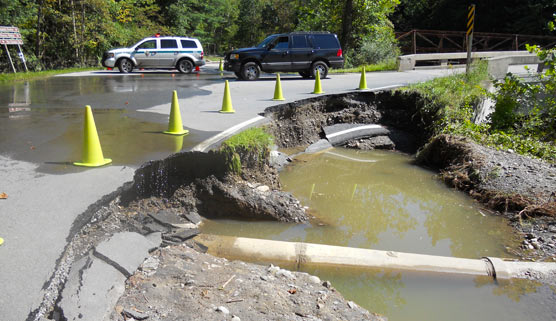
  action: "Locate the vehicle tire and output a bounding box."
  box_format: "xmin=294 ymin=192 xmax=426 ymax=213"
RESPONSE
xmin=241 ymin=62 xmax=260 ymax=81
xmin=299 ymin=70 xmax=311 ymax=79
xmin=177 ymin=59 xmax=193 ymax=74
xmin=310 ymin=61 xmax=328 ymax=79
xmin=118 ymin=58 xmax=133 ymax=73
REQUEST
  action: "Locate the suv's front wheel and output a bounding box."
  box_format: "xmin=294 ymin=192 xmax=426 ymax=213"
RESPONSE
xmin=311 ymin=61 xmax=328 ymax=79
xmin=118 ymin=58 xmax=134 ymax=73
xmin=177 ymin=59 xmax=193 ymax=74
xmin=240 ymin=62 xmax=260 ymax=81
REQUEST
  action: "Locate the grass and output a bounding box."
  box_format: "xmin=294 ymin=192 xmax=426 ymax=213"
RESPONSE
xmin=221 ymin=127 xmax=274 ymax=152
xmin=0 ymin=67 xmax=99 ymax=83
xmin=330 ymin=59 xmax=397 ymax=73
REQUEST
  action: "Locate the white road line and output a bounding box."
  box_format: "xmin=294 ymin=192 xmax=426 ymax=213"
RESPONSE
xmin=191 ymin=115 xmax=266 ymax=152
xmin=326 ymin=124 xmax=384 ymax=139
xmin=370 ymin=84 xmax=404 ymax=92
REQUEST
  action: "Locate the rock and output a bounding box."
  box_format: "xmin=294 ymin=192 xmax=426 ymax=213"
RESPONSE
xmin=184 ymin=211 xmax=202 ymax=225
xmin=231 ymin=315 xmax=241 ymax=321
xmin=216 ymin=306 xmax=229 ymax=314
xmin=123 ymin=308 xmax=149 ymax=320
xmin=276 ymin=269 xmax=295 ymax=279
xmin=308 ymin=276 xmax=321 ymax=284
xmin=348 ymin=301 xmax=356 ymax=309
xmin=269 ymin=150 xmax=292 ymax=170
xmin=256 ymin=185 xmax=270 ymax=192
xmin=323 ymin=281 xmax=332 ymax=289
xmin=164 ymin=228 xmax=200 ymax=242
xmin=141 ymin=256 xmax=160 ymax=276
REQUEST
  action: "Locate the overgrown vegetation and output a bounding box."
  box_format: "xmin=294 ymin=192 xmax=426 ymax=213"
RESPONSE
xmin=330 ymin=59 xmax=397 ymax=74
xmin=405 ymin=59 xmax=556 ymax=162
xmin=220 ymin=127 xmax=274 ymax=174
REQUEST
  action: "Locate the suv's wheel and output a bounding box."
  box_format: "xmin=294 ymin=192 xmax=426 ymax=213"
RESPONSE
xmin=118 ymin=58 xmax=133 ymax=73
xmin=299 ymin=70 xmax=311 ymax=78
xmin=177 ymin=59 xmax=193 ymax=74
xmin=311 ymin=61 xmax=328 ymax=79
xmin=241 ymin=62 xmax=260 ymax=81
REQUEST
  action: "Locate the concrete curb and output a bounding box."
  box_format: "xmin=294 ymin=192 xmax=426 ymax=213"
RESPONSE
xmin=58 ymin=232 xmax=162 ymax=321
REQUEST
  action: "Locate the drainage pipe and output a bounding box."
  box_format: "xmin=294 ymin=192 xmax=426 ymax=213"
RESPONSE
xmin=195 ymin=234 xmax=556 ymax=280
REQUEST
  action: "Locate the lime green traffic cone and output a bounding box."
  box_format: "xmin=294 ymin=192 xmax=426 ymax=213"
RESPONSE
xmin=163 ymin=91 xmax=189 ymax=136
xmin=0 ymin=237 xmax=4 ymax=246
xmin=273 ymin=73 xmax=285 ymax=101
xmin=358 ymin=66 xmax=368 ymax=90
xmin=73 ymin=105 xmax=112 ymax=167
xmin=220 ymin=80 xmax=235 ymax=113
xmin=218 ymin=59 xmax=224 ymax=72
xmin=313 ymin=70 xmax=324 ymax=94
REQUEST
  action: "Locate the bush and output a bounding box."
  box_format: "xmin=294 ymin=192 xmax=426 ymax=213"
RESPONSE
xmin=344 ymin=27 xmax=400 ymax=68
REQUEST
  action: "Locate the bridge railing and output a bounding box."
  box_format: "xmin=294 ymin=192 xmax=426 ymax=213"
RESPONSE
xmin=395 ymin=29 xmax=556 ymax=55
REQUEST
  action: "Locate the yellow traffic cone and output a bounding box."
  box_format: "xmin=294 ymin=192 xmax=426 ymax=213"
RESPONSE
xmin=218 ymin=59 xmax=224 ymax=72
xmin=358 ymin=66 xmax=368 ymax=90
xmin=163 ymin=91 xmax=189 ymax=136
xmin=313 ymin=70 xmax=324 ymax=94
xmin=0 ymin=237 xmax=4 ymax=246
xmin=273 ymin=73 xmax=285 ymax=101
xmin=73 ymin=105 xmax=112 ymax=167
xmin=220 ymin=80 xmax=235 ymax=113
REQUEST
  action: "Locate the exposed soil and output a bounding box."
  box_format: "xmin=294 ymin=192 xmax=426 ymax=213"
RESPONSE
xmin=110 ymin=243 xmax=384 ymax=321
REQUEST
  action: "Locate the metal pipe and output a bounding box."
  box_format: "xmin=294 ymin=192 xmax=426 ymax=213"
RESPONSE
xmin=195 ymin=234 xmax=556 ymax=280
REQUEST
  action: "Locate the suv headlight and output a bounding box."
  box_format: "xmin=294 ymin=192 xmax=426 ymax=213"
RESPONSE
xmin=230 ymin=54 xmax=239 ymax=60
xmin=108 ymin=53 xmax=114 ymax=58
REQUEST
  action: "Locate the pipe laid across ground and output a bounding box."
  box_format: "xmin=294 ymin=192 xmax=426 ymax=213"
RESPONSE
xmin=195 ymin=234 xmax=556 ymax=280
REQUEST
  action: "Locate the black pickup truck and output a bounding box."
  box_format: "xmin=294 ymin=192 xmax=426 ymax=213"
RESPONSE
xmin=224 ymin=32 xmax=344 ymax=80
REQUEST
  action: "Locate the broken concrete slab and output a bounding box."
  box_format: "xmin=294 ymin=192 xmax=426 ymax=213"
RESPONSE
xmin=324 ymin=123 xmax=389 ymax=146
xmin=184 ymin=211 xmax=202 ymax=225
xmin=148 ymin=209 xmax=188 ymax=228
xmin=165 ymin=228 xmax=200 ymax=242
xmin=58 ymin=254 xmax=126 ymax=321
xmin=94 ymin=232 xmax=160 ymax=277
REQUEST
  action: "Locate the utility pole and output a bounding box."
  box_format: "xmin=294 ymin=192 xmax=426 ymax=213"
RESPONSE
xmin=466 ymin=4 xmax=475 ymax=75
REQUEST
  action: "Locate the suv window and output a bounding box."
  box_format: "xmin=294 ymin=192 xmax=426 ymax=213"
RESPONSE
xmin=310 ymin=34 xmax=338 ymax=49
xmin=291 ymin=35 xmax=309 ymax=48
xmin=136 ymin=40 xmax=156 ymax=50
xmin=273 ymin=36 xmax=289 ymax=50
xmin=181 ymin=40 xmax=197 ymax=48
xmin=160 ymin=39 xmax=178 ymax=49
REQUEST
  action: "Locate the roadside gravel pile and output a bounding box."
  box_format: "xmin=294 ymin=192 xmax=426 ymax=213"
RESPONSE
xmin=110 ymin=243 xmax=384 ymax=321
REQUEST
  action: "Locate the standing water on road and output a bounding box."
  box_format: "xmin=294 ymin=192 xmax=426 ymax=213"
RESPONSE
xmin=202 ymin=148 xmax=556 ymax=321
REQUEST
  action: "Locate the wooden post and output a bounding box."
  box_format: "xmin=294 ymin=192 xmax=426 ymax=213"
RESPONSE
xmin=4 ymin=44 xmax=16 ymax=73
xmin=412 ymin=30 xmax=417 ymax=54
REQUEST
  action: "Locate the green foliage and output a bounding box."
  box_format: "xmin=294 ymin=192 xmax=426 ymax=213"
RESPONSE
xmin=405 ymin=59 xmax=556 ymax=162
xmin=330 ymin=59 xmax=397 ymax=73
xmin=344 ymin=27 xmax=400 ymax=67
xmin=0 ymin=67 xmax=98 ymax=83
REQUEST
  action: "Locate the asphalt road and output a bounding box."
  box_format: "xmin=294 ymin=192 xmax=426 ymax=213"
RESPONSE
xmin=0 ymin=62 xmax=459 ymax=321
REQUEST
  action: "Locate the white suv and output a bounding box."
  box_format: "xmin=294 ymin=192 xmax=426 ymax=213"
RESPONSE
xmin=102 ymin=36 xmax=205 ymax=73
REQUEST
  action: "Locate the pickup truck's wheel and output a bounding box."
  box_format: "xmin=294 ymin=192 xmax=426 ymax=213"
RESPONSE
xmin=118 ymin=58 xmax=133 ymax=73
xmin=299 ymin=70 xmax=311 ymax=78
xmin=177 ymin=59 xmax=193 ymax=74
xmin=241 ymin=62 xmax=260 ymax=81
xmin=310 ymin=61 xmax=328 ymax=79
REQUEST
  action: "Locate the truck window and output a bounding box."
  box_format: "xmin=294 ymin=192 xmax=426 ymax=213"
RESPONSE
xmin=181 ymin=40 xmax=197 ymax=48
xmin=136 ymin=40 xmax=156 ymax=50
xmin=161 ymin=39 xmax=178 ymax=49
xmin=273 ymin=36 xmax=289 ymax=50
xmin=291 ymin=35 xmax=308 ymax=48
xmin=311 ymin=35 xmax=339 ymax=49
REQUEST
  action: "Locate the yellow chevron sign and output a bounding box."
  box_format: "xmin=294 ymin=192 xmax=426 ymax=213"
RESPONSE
xmin=467 ymin=4 xmax=475 ymax=36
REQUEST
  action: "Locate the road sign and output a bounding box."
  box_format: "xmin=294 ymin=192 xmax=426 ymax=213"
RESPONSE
xmin=0 ymin=26 xmax=23 ymax=45
xmin=466 ymin=4 xmax=476 ymax=74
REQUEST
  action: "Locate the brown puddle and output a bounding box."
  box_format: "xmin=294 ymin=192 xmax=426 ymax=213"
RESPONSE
xmin=201 ymin=148 xmax=556 ymax=321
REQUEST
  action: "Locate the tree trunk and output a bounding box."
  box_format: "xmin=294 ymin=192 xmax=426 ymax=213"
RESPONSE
xmin=36 ymin=0 xmax=43 ymax=61
xmin=71 ymin=0 xmax=79 ymax=64
xmin=340 ymin=0 xmax=354 ymax=52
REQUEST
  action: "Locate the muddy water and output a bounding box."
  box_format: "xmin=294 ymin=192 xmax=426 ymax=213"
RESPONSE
xmin=0 ymin=75 xmax=218 ymax=173
xmin=202 ymin=148 xmax=556 ymax=321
